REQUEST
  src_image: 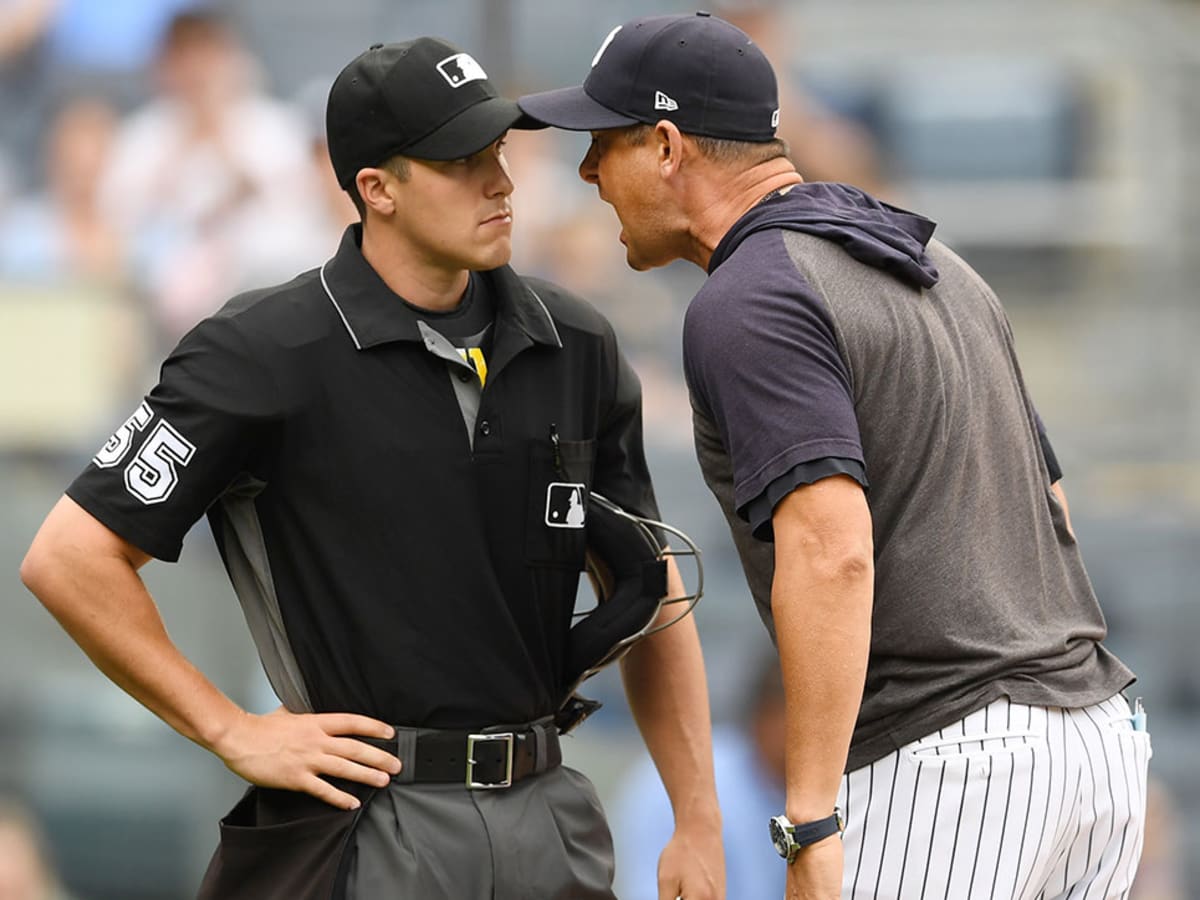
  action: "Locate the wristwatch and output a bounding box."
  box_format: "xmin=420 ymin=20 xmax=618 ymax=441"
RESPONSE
xmin=769 ymin=809 xmax=844 ymax=863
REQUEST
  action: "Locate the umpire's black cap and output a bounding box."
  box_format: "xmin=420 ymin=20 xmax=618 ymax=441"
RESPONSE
xmin=326 ymin=37 xmax=541 ymax=188
xmin=518 ymin=12 xmax=780 ymax=142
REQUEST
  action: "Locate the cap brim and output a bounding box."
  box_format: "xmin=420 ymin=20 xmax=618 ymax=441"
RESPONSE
xmin=517 ymin=85 xmax=640 ymax=131
xmin=405 ymin=96 xmax=545 ymax=161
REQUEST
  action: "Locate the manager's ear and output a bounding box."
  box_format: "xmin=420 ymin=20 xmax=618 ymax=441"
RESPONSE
xmin=653 ymin=119 xmax=686 ymax=179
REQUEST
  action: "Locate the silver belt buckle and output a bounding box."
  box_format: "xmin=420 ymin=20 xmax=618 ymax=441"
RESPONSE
xmin=466 ymin=732 xmax=515 ymax=788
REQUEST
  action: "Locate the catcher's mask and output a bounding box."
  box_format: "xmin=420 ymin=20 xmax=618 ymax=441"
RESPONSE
xmin=556 ymin=492 xmax=703 ymax=732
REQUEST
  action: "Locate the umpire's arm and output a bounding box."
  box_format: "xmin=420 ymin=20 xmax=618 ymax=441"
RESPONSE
xmin=20 ymin=495 xmax=401 ymax=810
xmin=620 ymin=559 xmax=725 ymax=900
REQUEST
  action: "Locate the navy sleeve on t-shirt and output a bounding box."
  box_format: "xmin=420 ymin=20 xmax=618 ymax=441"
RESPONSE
xmin=682 ymin=230 xmax=867 ymax=535
xmin=743 ymin=456 xmax=868 ymax=541
xmin=684 ymin=226 xmax=1065 ymax=546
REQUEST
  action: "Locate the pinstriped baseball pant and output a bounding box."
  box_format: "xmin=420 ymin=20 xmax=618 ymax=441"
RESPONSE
xmin=838 ymin=694 xmax=1151 ymax=899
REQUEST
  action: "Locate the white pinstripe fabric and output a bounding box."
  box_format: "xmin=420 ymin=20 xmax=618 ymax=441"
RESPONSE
xmin=838 ymin=695 xmax=1151 ymax=899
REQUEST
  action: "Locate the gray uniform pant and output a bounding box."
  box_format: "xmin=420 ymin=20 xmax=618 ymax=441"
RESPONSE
xmin=345 ymin=765 xmax=617 ymax=899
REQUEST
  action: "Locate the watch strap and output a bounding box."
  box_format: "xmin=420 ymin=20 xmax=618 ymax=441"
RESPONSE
xmin=790 ymin=809 xmax=843 ymax=848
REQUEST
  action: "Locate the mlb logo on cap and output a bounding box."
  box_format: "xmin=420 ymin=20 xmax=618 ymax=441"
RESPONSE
xmin=545 ymin=483 xmax=587 ymax=528
xmin=437 ymin=52 xmax=488 ymax=88
xmin=324 ymin=37 xmax=538 ymax=187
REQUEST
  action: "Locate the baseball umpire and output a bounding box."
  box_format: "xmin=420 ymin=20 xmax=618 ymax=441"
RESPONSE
xmin=20 ymin=37 xmax=724 ymax=900
xmin=518 ymin=12 xmax=1150 ymax=899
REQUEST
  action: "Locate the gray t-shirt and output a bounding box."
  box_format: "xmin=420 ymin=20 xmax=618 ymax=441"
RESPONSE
xmin=684 ymin=185 xmax=1133 ymax=771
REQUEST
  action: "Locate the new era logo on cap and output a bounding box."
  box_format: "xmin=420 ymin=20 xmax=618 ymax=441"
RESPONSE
xmin=654 ymin=91 xmax=678 ymax=112
xmin=437 ymin=52 xmax=488 ymax=88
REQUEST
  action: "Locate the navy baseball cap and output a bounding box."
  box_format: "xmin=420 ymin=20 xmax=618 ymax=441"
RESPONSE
xmin=518 ymin=12 xmax=779 ymax=142
xmin=327 ymin=37 xmax=541 ymax=188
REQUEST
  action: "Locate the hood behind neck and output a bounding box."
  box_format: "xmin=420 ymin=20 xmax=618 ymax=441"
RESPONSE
xmin=709 ymin=182 xmax=940 ymax=290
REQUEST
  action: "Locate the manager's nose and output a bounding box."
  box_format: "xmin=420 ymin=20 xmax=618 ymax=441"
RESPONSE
xmin=578 ymin=140 xmax=600 ymax=185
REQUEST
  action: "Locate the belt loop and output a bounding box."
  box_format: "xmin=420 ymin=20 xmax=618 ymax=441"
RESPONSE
xmin=534 ymin=722 xmax=547 ymax=768
xmin=393 ymin=727 xmax=418 ymax=784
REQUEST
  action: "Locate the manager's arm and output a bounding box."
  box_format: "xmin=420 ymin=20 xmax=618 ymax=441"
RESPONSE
xmin=770 ymin=474 xmax=873 ymax=899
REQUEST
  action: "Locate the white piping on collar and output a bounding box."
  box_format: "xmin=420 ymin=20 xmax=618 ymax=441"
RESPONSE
xmin=319 ymin=262 xmax=362 ymax=350
xmin=526 ymin=286 xmax=562 ymax=348
xmin=321 ymin=262 xmax=559 ymax=352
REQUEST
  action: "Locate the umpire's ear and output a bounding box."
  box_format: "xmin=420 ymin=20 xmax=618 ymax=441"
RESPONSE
xmin=355 ymin=166 xmax=399 ymax=218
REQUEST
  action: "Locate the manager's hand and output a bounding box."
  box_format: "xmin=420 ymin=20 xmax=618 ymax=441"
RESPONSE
xmin=213 ymin=706 xmax=402 ymax=809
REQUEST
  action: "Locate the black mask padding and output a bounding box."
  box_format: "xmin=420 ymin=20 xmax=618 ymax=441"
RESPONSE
xmin=565 ymin=497 xmax=668 ymax=685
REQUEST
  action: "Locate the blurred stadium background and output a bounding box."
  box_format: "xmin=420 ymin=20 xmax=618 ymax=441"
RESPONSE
xmin=0 ymin=0 xmax=1196 ymax=896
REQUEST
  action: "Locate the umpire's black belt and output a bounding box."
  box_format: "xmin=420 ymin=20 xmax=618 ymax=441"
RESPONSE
xmin=366 ymin=717 xmax=562 ymax=789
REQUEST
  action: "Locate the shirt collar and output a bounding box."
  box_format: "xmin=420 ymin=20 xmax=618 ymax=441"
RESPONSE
xmin=319 ymin=224 xmax=561 ymax=351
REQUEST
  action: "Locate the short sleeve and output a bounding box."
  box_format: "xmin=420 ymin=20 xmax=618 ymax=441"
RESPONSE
xmin=683 ymin=231 xmax=863 ymax=521
xmin=66 ymin=315 xmax=281 ymax=561
xmin=745 ymin=457 xmax=868 ymax=541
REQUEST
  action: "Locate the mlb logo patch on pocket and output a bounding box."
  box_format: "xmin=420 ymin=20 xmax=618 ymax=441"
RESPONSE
xmin=545 ymin=483 xmax=587 ymax=528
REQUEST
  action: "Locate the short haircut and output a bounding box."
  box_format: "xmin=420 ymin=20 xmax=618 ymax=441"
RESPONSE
xmin=347 ymin=154 xmax=411 ymax=220
xmin=623 ymin=123 xmax=790 ymax=169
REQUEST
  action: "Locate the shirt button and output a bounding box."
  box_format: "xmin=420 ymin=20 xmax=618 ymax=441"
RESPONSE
xmin=479 ymin=420 xmax=491 ymax=436
xmin=457 ymin=370 xmax=472 ymax=383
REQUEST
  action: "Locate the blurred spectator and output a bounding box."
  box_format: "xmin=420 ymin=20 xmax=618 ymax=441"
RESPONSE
xmin=713 ymin=1 xmax=890 ymax=198
xmin=1132 ymin=778 xmax=1187 ymax=900
xmin=0 ymin=95 xmax=142 ymax=458
xmin=0 ymin=149 xmax=13 ymax=219
xmin=45 ymin=0 xmax=204 ymax=80
xmin=98 ymin=8 xmax=322 ymax=346
xmin=0 ymin=0 xmax=57 ymax=184
xmin=0 ymin=96 xmax=122 ymax=284
xmin=0 ymin=800 xmax=70 ymax=900
xmin=291 ymin=76 xmax=358 ymax=258
xmin=0 ymin=0 xmax=56 ymax=63
xmin=2 ymin=1 xmax=205 ymax=189
xmin=610 ymin=651 xmax=787 ymax=900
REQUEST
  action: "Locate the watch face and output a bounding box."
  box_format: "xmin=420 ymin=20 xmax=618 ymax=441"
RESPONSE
xmin=768 ymin=815 xmax=791 ymax=858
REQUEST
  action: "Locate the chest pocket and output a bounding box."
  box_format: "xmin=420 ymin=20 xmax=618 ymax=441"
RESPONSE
xmin=526 ymin=438 xmax=595 ymax=568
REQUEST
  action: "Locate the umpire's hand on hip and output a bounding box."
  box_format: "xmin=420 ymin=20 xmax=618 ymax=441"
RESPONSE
xmin=212 ymin=706 xmax=402 ymax=810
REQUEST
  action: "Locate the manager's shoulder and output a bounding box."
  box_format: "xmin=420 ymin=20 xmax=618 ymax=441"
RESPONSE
xmin=684 ymin=266 xmax=739 ymax=334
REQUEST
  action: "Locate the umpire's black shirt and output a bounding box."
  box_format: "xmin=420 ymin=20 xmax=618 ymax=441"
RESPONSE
xmin=68 ymin=226 xmax=659 ymax=728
